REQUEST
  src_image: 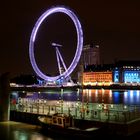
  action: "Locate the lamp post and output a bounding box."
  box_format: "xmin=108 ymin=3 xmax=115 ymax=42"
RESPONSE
xmin=75 ymin=88 xmax=81 ymax=118
xmin=60 ymin=88 xmax=64 ymax=113
xmin=37 ymin=99 xmax=39 ymax=114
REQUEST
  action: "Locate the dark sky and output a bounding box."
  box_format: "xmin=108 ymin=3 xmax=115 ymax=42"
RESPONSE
xmin=0 ymin=0 xmax=140 ymax=77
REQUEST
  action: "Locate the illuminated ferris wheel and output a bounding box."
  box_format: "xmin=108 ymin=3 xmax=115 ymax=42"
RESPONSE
xmin=29 ymin=6 xmax=83 ymax=82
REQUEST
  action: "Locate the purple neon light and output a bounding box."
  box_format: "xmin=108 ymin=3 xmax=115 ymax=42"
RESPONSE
xmin=29 ymin=6 xmax=83 ymax=81
xmin=56 ymin=47 xmax=67 ymax=71
xmin=55 ymin=48 xmax=61 ymax=75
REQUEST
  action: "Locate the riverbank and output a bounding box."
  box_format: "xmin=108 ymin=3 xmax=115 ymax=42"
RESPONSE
xmin=1 ymin=120 xmax=140 ymax=140
xmin=83 ymin=84 xmax=140 ymax=90
xmin=10 ymin=85 xmax=80 ymax=92
xmin=11 ymin=84 xmax=140 ymax=92
xmin=10 ymin=111 xmax=140 ymax=137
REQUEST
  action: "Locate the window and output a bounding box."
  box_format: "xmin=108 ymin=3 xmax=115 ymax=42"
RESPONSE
xmin=58 ymin=118 xmax=62 ymax=124
xmin=53 ymin=117 xmax=57 ymax=124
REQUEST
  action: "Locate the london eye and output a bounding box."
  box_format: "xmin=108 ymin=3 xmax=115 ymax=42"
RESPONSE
xmin=29 ymin=6 xmax=83 ymax=82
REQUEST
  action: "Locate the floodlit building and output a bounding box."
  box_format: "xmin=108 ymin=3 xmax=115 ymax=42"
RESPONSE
xmin=82 ymin=60 xmax=140 ymax=86
xmin=114 ymin=60 xmax=140 ymax=84
xmin=83 ymin=71 xmax=113 ymax=86
xmin=83 ymin=64 xmax=114 ymax=86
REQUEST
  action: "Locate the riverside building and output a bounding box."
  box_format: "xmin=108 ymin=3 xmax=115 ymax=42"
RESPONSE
xmin=82 ymin=60 xmax=140 ymax=86
xmin=78 ymin=44 xmax=100 ymax=84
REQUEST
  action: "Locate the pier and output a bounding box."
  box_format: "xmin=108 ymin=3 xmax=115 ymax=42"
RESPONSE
xmin=8 ymin=84 xmax=140 ymax=136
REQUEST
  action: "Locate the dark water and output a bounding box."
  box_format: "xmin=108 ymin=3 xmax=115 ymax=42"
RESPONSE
xmin=0 ymin=121 xmax=96 ymax=140
xmin=0 ymin=121 xmax=140 ymax=140
xmin=0 ymin=121 xmax=65 ymax=140
xmin=0 ymin=121 xmax=47 ymax=140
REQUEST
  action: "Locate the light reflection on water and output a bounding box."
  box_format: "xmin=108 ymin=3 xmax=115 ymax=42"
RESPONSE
xmin=11 ymin=89 xmax=140 ymax=105
xmin=0 ymin=122 xmax=55 ymax=140
xmin=0 ymin=121 xmax=96 ymax=140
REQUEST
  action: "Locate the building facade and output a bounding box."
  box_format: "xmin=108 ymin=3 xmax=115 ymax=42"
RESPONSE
xmin=82 ymin=60 xmax=140 ymax=86
xmin=78 ymin=44 xmax=100 ymax=84
xmin=115 ymin=60 xmax=140 ymax=84
xmin=81 ymin=44 xmax=100 ymax=66
xmin=83 ymin=71 xmax=113 ymax=86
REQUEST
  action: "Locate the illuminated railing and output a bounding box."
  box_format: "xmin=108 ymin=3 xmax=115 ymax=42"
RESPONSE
xmin=10 ymin=98 xmax=140 ymax=123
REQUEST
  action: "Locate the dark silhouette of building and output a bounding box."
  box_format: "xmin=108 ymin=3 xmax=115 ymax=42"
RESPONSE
xmin=77 ymin=44 xmax=101 ymax=83
xmin=0 ymin=72 xmax=10 ymax=121
xmin=81 ymin=44 xmax=100 ymax=66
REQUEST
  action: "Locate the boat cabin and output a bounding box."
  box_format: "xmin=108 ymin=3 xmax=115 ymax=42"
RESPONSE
xmin=51 ymin=113 xmax=73 ymax=128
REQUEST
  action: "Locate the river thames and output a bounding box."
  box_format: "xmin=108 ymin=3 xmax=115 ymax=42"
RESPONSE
xmin=0 ymin=121 xmax=140 ymax=140
xmin=0 ymin=121 xmax=74 ymax=140
xmin=9 ymin=88 xmax=140 ymax=139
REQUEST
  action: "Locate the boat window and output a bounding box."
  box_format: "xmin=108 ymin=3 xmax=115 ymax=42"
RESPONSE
xmin=58 ymin=118 xmax=62 ymax=124
xmin=65 ymin=117 xmax=69 ymax=123
xmin=53 ymin=117 xmax=57 ymax=124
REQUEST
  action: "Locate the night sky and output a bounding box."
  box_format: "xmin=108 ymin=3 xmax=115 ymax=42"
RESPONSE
xmin=0 ymin=0 xmax=140 ymax=78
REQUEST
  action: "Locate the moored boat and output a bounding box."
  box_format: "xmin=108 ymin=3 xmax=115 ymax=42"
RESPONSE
xmin=38 ymin=113 xmax=102 ymax=138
